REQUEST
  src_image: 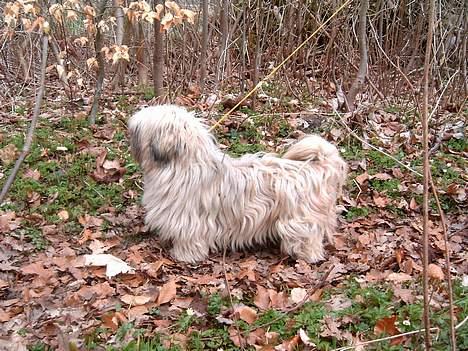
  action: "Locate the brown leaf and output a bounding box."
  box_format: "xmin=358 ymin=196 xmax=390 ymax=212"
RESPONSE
xmin=374 ymin=315 xmax=404 ymax=345
xmin=409 ymin=197 xmax=419 ymax=210
xmin=121 ymin=294 xmax=153 ymax=306
xmin=228 ymin=326 xmax=246 ymax=347
xmin=157 ymin=278 xmax=177 ymax=305
xmin=254 ymin=285 xmax=270 ymax=310
xmin=23 ymin=168 xmax=41 ymax=180
xmin=371 ymin=173 xmax=393 ymax=180
xmin=235 ymin=305 xmax=257 ymax=324
xmin=0 ymin=144 xmax=17 ymax=165
xmin=355 ymin=172 xmax=369 ymax=185
xmin=57 ymin=210 xmax=69 ymax=221
xmin=386 ymin=272 xmax=412 ymax=283
xmin=393 ymin=286 xmax=415 ymax=304
xmin=428 ymin=263 xmax=444 ymax=280
xmin=373 ymin=194 xmax=389 ymax=207
xmin=21 ymin=262 xmax=55 ymax=281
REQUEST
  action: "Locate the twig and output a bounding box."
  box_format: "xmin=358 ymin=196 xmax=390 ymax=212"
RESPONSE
xmin=421 ymin=0 xmax=436 ymax=348
xmin=456 ymin=316 xmax=468 ymax=330
xmin=429 ymin=173 xmax=457 ymax=348
xmin=332 ymin=327 xmax=440 ymax=351
xmin=0 ymin=33 xmax=49 ymax=205
xmin=332 ymin=109 xmax=423 ymax=177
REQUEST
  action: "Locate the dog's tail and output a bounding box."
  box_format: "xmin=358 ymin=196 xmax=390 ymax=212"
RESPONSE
xmin=283 ymin=135 xmax=342 ymax=163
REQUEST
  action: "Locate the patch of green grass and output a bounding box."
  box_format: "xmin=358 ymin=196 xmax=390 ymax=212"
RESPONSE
xmin=228 ymin=140 xmax=264 ymax=156
xmin=431 ymin=158 xmax=461 ymax=186
xmin=368 ymin=149 xmax=404 ymax=170
xmin=254 ymin=309 xmax=288 ymax=337
xmin=140 ymin=86 xmax=155 ymax=101
xmin=446 ymin=138 xmax=466 ymax=152
xmin=188 ymin=328 xmax=236 ymax=351
xmin=28 ymin=342 xmax=51 ymax=351
xmin=369 ymin=179 xmax=401 ymax=198
xmin=341 ymin=144 xmax=364 ymax=161
xmin=176 ymin=310 xmax=197 ymax=332
xmin=15 ymin=105 xmax=27 ymax=116
xmin=345 ymin=207 xmax=370 ymax=221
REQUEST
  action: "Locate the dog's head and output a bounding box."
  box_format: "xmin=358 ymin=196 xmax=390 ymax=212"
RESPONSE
xmin=128 ymin=105 xmax=216 ymax=169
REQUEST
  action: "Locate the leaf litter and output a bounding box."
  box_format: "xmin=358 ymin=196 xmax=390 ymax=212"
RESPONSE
xmin=0 ymin=98 xmax=466 ymax=350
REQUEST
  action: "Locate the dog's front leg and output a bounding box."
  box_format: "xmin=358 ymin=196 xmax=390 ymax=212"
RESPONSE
xmin=277 ymin=220 xmax=325 ymax=263
xmin=170 ymin=239 xmax=209 ymax=263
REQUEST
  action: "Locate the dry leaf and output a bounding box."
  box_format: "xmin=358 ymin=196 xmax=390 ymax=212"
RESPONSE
xmin=235 ymin=305 xmax=257 ymax=324
xmin=0 ymin=144 xmax=17 ymax=165
xmin=121 ymin=294 xmax=152 ymax=306
xmin=83 ymin=254 xmax=135 ymax=278
xmin=157 ymin=278 xmax=177 ymax=305
xmin=254 ymin=285 xmax=270 ymax=310
xmin=290 ymin=287 xmax=307 ymax=304
xmin=428 ymin=263 xmax=444 ymax=280
xmin=57 ymin=210 xmax=69 ymax=221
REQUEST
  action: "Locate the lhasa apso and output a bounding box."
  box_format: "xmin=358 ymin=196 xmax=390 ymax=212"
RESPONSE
xmin=129 ymin=105 xmax=347 ymax=263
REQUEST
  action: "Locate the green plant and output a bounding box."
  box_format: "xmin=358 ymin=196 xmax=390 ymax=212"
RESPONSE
xmin=177 ymin=310 xmax=197 ymax=332
xmin=369 ymin=179 xmax=401 ymax=198
xmin=207 ymin=293 xmax=223 ymax=316
xmin=345 ymin=207 xmax=370 ymax=221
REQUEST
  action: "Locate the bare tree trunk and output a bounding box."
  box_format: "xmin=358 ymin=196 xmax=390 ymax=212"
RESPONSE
xmin=110 ymin=0 xmax=127 ymax=90
xmin=0 ymin=34 xmax=49 ymax=204
xmin=136 ymin=23 xmax=149 ymax=87
xmin=421 ymin=0 xmax=435 ymax=349
xmin=153 ymin=0 xmax=165 ymax=97
xmin=89 ymin=0 xmax=108 ymax=125
xmin=199 ymin=0 xmax=209 ymax=92
xmin=347 ymin=0 xmax=369 ymax=111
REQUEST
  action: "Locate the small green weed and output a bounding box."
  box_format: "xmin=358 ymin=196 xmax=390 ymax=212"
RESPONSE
xmin=176 ymin=310 xmax=197 ymax=332
xmin=345 ymin=207 xmax=370 ymax=221
xmin=446 ymin=138 xmax=466 ymax=152
xmin=369 ymin=179 xmax=401 ymax=198
xmin=207 ymin=293 xmax=223 ymax=316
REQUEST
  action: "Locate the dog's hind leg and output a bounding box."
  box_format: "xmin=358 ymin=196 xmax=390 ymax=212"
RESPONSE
xmin=276 ymin=220 xmax=326 ymax=263
xmin=170 ymin=240 xmax=209 ymax=263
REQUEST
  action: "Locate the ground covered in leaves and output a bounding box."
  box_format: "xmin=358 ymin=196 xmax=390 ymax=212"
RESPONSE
xmin=0 ymin=94 xmax=467 ymax=351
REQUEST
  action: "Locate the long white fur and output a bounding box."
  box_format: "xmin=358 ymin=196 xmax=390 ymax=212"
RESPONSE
xmin=128 ymin=105 xmax=347 ymax=263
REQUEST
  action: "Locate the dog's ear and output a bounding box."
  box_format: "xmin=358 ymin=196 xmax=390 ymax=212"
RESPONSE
xmin=149 ymin=124 xmax=187 ymax=165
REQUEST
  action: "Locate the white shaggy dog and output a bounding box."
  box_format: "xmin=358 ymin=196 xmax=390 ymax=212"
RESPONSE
xmin=129 ymin=105 xmax=347 ymax=263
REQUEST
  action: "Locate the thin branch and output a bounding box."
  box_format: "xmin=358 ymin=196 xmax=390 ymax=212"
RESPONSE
xmin=0 ymin=34 xmax=49 ymax=205
xmin=429 ymin=173 xmax=457 ymax=349
xmin=421 ymin=0 xmax=436 ymax=348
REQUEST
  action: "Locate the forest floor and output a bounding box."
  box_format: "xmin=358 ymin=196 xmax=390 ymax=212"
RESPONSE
xmin=0 ymin=90 xmax=466 ymax=351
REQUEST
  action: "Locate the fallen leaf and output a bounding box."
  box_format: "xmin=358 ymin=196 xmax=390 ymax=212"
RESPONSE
xmin=290 ymin=287 xmax=307 ymax=304
xmin=157 ymin=278 xmax=177 ymax=305
xmin=0 ymin=144 xmax=17 ymax=165
xmin=23 ymin=168 xmax=41 ymax=180
xmin=393 ymin=286 xmax=415 ymax=304
xmin=83 ymin=254 xmax=135 ymax=278
xmin=355 ymin=172 xmax=369 ymax=185
xmin=57 ymin=210 xmax=69 ymax=221
xmin=254 ymin=285 xmax=270 ymax=310
xmin=235 ymin=305 xmax=257 ymax=324
xmin=121 ymin=294 xmax=152 ymax=306
xmin=428 ymin=263 xmax=444 ymax=280
xmin=386 ymin=272 xmax=412 ymax=283
xmin=374 ymin=315 xmax=404 ymax=345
